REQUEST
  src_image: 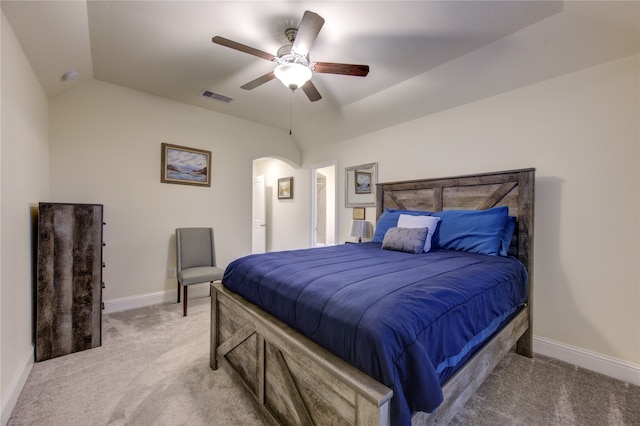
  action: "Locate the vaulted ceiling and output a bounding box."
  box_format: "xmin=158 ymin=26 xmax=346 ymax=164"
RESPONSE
xmin=2 ymin=1 xmax=638 ymax=150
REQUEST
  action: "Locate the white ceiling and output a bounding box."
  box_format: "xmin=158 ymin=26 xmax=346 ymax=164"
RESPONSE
xmin=2 ymin=1 xmax=638 ymax=150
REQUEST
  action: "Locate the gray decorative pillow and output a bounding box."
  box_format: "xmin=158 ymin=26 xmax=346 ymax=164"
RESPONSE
xmin=381 ymin=227 xmax=429 ymax=254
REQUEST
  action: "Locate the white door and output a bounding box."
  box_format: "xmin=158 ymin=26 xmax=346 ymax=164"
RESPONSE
xmin=252 ymin=175 xmax=266 ymax=253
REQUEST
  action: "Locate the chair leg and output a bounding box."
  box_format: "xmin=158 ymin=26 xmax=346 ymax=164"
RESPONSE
xmin=177 ymin=282 xmax=181 ymax=303
xmin=183 ymin=285 xmax=188 ymax=316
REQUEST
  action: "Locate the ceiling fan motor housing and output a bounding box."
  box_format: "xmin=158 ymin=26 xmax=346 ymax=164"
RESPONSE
xmin=276 ymin=44 xmax=310 ymax=67
xmin=285 ymin=27 xmax=297 ymax=43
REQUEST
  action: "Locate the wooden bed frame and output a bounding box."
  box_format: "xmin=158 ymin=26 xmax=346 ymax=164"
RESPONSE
xmin=210 ymin=168 xmax=535 ymax=425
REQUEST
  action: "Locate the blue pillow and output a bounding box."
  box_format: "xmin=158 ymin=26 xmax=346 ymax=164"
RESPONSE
xmin=499 ymin=216 xmax=517 ymax=256
xmin=432 ymin=206 xmax=509 ymax=256
xmin=371 ymin=209 xmax=432 ymax=243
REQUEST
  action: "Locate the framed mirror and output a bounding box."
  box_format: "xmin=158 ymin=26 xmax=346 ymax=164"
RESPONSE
xmin=345 ymin=162 xmax=378 ymax=207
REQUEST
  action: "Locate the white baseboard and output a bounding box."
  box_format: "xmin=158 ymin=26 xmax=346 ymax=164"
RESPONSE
xmin=103 ymin=283 xmax=211 ymax=313
xmin=1 ymin=344 xmax=34 ymax=426
xmin=534 ymin=336 xmax=640 ymax=386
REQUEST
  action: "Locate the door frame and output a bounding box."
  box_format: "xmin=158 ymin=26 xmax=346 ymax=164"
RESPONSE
xmin=252 ymin=174 xmax=266 ymax=253
xmin=309 ymin=160 xmax=337 ymax=247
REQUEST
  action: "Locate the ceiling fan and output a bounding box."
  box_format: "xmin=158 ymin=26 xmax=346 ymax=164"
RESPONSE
xmin=212 ymin=10 xmax=369 ymax=102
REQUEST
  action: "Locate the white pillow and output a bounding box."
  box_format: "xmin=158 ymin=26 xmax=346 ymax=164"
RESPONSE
xmin=397 ymin=214 xmax=441 ymax=252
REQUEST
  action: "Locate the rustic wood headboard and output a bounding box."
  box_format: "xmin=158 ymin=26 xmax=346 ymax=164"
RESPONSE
xmin=376 ymin=168 xmax=535 ymax=349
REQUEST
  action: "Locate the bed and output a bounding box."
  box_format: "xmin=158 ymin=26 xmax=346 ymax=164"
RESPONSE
xmin=210 ymin=168 xmax=535 ymax=425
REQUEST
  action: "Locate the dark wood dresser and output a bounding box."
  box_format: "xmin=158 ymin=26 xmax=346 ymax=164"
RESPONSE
xmin=35 ymin=203 xmax=105 ymax=362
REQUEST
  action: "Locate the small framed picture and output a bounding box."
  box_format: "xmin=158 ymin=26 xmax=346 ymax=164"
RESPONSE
xmin=278 ymin=177 xmax=293 ymax=199
xmin=355 ymin=171 xmax=372 ymax=194
xmin=353 ymin=207 xmax=366 ymax=220
xmin=161 ymin=143 xmax=211 ymax=187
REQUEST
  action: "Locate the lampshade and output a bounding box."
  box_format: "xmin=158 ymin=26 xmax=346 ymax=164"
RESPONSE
xmin=274 ymin=62 xmax=312 ymax=90
xmin=350 ymin=220 xmax=373 ymax=243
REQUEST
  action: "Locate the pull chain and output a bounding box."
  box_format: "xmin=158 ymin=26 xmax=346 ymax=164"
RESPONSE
xmin=289 ymin=90 xmax=293 ymax=135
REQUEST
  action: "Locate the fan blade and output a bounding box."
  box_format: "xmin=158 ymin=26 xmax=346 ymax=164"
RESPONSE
xmin=292 ymin=11 xmax=325 ymax=56
xmin=241 ymin=72 xmax=276 ymax=90
xmin=314 ymin=62 xmax=369 ymax=77
xmin=212 ymin=36 xmax=275 ymax=61
xmin=301 ymin=80 xmax=322 ymax=102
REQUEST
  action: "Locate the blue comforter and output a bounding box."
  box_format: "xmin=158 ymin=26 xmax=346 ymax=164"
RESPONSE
xmin=222 ymin=243 xmax=527 ymax=425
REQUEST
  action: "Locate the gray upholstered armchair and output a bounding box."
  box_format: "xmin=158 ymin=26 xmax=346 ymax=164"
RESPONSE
xmin=175 ymin=227 xmax=224 ymax=316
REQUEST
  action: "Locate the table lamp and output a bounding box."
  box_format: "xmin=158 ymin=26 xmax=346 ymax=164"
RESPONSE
xmin=350 ymin=220 xmax=373 ymax=243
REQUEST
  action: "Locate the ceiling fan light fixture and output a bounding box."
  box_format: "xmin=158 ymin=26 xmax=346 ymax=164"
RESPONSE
xmin=212 ymin=10 xmax=367 ymax=102
xmin=274 ymin=62 xmax=312 ymax=90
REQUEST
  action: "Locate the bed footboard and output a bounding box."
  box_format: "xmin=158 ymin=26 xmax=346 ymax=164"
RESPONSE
xmin=211 ymin=282 xmax=529 ymax=426
xmin=210 ymin=282 xmax=393 ymax=426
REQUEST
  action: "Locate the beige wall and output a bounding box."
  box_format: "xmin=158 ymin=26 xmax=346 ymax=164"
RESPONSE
xmin=49 ymin=79 xmax=301 ymax=301
xmin=304 ymin=54 xmax=640 ymax=366
xmin=1 ymin=12 xmax=50 ymax=422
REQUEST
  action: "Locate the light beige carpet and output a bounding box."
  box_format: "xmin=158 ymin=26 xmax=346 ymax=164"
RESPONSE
xmin=9 ymin=297 xmax=268 ymax=425
xmin=8 ymin=297 xmax=640 ymax=425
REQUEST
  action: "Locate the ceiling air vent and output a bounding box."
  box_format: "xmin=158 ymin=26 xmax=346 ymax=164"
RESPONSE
xmin=199 ymin=89 xmax=233 ymax=104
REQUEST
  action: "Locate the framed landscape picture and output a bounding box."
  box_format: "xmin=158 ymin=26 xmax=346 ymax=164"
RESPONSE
xmin=278 ymin=177 xmax=293 ymax=199
xmin=161 ymin=143 xmax=211 ymax=187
